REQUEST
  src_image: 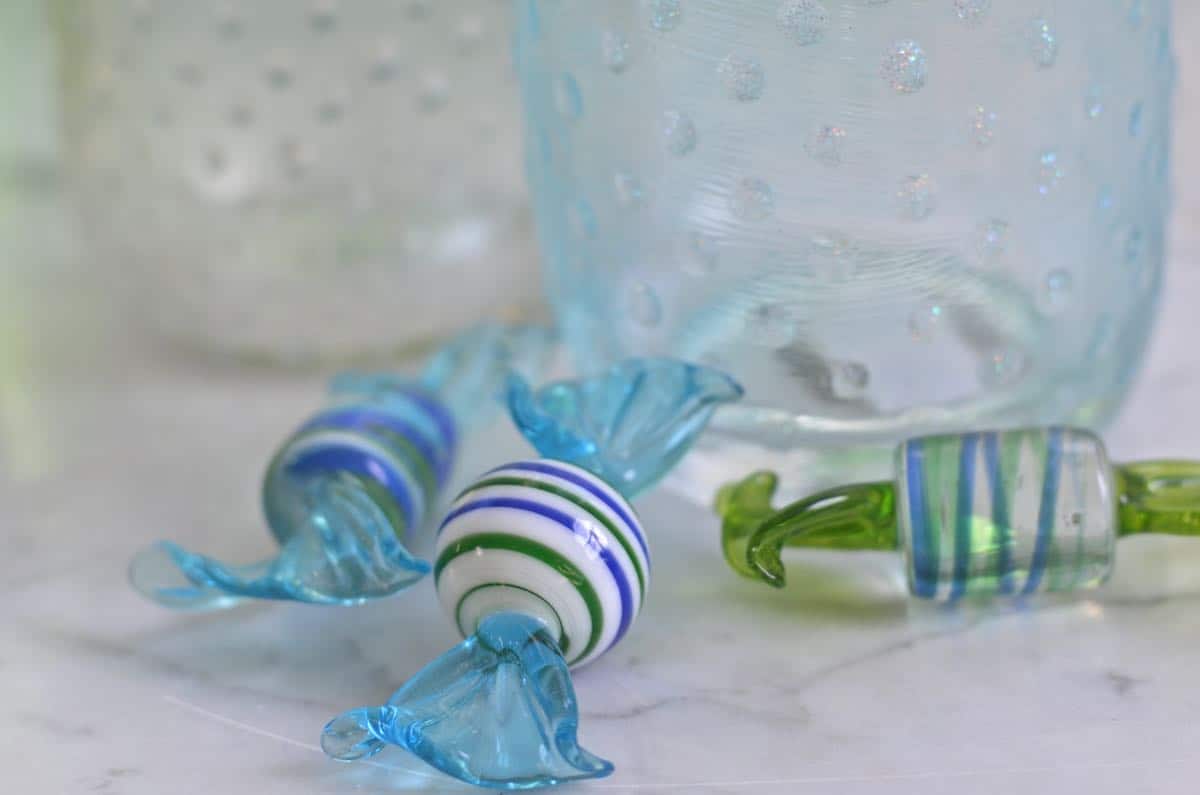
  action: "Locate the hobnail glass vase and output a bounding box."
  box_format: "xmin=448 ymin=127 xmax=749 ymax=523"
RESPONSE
xmin=513 ymin=0 xmax=1174 ymax=491
xmin=54 ymin=0 xmax=539 ymax=365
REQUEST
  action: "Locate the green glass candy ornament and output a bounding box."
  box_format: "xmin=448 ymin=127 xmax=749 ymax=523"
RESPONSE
xmin=719 ymin=427 xmax=1200 ymax=602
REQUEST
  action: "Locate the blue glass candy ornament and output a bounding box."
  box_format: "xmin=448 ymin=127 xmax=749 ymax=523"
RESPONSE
xmin=323 ymin=360 xmax=741 ymax=789
xmin=506 ymin=358 xmax=744 ymax=497
xmin=129 ymin=324 xmax=553 ymax=610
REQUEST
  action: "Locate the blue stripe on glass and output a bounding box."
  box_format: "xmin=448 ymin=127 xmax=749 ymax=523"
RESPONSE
xmin=1022 ymin=427 xmax=1065 ymax=595
xmin=287 ymin=443 xmax=417 ymax=530
xmin=984 ymin=432 xmax=1015 ymax=595
xmin=487 ymin=461 xmax=650 ymax=565
xmin=392 ymin=386 xmax=458 ymax=453
xmin=905 ymin=439 xmax=937 ymax=599
xmin=302 ymin=405 xmax=450 ymax=487
xmin=440 ymin=497 xmax=634 ymax=651
xmin=950 ymin=433 xmax=979 ymax=601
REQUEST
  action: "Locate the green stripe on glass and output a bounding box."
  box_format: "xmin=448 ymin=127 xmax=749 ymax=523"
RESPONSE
xmin=453 ymin=581 xmax=571 ymax=657
xmin=435 ymin=533 xmax=604 ymax=665
xmin=367 ymin=424 xmax=438 ymax=506
xmin=345 ymin=471 xmax=410 ymax=541
xmin=920 ymin=433 xmax=959 ymax=595
xmin=456 ymin=475 xmax=646 ymax=598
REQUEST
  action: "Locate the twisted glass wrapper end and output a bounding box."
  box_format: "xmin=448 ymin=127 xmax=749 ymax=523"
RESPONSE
xmin=321 ymin=612 xmax=612 ymax=790
xmin=506 ymin=357 xmax=743 ymax=498
xmin=716 ymin=472 xmax=898 ymax=589
xmin=129 ymin=472 xmax=430 ymax=609
xmin=1116 ymin=460 xmax=1200 ymax=538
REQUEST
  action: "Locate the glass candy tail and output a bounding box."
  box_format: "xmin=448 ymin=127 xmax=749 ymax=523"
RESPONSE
xmin=323 ymin=459 xmax=648 ymax=788
xmin=129 ymin=385 xmax=454 ymax=608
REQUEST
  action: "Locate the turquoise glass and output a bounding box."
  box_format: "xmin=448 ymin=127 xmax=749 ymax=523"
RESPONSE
xmin=514 ymin=1 xmax=1174 ymax=463
xmin=322 ymin=612 xmax=612 ymax=790
xmin=128 ymin=324 xmax=553 ymax=609
xmin=322 ymin=359 xmax=738 ymax=788
xmin=506 ymin=357 xmax=743 ymax=496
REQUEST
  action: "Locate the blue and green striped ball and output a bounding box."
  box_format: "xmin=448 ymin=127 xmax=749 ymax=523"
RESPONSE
xmin=435 ymin=459 xmax=650 ymax=669
xmin=262 ymin=386 xmax=457 ymax=547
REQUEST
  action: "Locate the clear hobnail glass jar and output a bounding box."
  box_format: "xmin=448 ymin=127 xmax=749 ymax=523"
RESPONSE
xmin=513 ymin=0 xmax=1174 ymax=491
xmin=54 ymin=0 xmax=539 ymax=365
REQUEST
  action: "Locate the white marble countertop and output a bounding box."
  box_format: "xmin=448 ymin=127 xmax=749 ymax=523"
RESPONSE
xmin=6 ymin=5 xmax=1200 ymax=794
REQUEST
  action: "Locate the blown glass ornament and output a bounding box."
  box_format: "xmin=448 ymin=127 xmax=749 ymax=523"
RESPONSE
xmin=719 ymin=426 xmax=1200 ymax=601
xmin=128 ymin=324 xmax=552 ymax=609
xmin=323 ymin=358 xmax=742 ymax=788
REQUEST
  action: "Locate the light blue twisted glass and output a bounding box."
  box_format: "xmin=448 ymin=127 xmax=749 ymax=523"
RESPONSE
xmin=322 ymin=612 xmax=611 ymax=790
xmin=320 ymin=357 xmax=738 ymax=788
xmin=128 ymin=324 xmax=554 ymax=609
xmin=506 ymin=357 xmax=743 ymax=497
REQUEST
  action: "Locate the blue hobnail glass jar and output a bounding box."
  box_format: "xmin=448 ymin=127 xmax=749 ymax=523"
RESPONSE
xmin=514 ymin=0 xmax=1174 ymax=488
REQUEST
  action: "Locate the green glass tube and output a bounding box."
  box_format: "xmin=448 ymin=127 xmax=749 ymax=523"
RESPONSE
xmin=718 ymin=428 xmax=1200 ymax=601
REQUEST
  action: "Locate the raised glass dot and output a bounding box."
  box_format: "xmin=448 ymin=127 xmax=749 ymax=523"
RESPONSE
xmin=1085 ymin=87 xmax=1104 ymax=119
xmin=455 ymin=16 xmax=485 ymax=53
xmin=881 ymin=40 xmax=927 ymax=94
xmin=954 ymin=0 xmax=991 ymax=25
xmin=662 ymin=110 xmax=697 ymax=156
xmin=897 ymin=175 xmax=937 ymax=221
xmin=228 ymin=103 xmax=255 ymax=128
xmin=174 ymin=63 xmax=205 ymax=86
xmin=718 ymin=55 xmax=765 ymax=102
xmin=777 ymin=1 xmax=829 ymax=46
xmin=1041 ymin=268 xmax=1074 ymax=314
xmin=831 ymin=361 xmax=870 ymax=400
xmin=279 ymin=138 xmax=315 ymax=180
xmin=628 ymin=282 xmax=663 ymax=327
xmin=132 ymin=0 xmax=154 ymax=33
xmin=203 ymin=146 xmax=228 ymax=176
xmin=555 ymin=73 xmax=584 ymax=119
xmin=805 ymin=125 xmax=846 ymax=165
xmin=1129 ymin=101 xmax=1144 ymax=137
xmin=980 ymin=347 xmax=1028 ymax=386
xmin=265 ymin=57 xmax=294 ymax=90
xmin=969 ymin=105 xmax=997 ymax=148
xmin=310 ymin=1 xmax=338 ymax=33
xmin=602 ymin=31 xmax=631 ymax=73
xmin=417 ymin=72 xmax=449 ymax=112
xmin=909 ymin=302 xmax=945 ymax=340
xmin=1036 ymin=150 xmax=1064 ymax=195
xmin=614 ymin=172 xmax=644 ymax=207
xmin=650 ymin=0 xmax=683 ymax=32
xmin=369 ymin=42 xmax=400 ymax=82
xmin=215 ymin=6 xmax=243 ymax=38
xmin=1029 ymin=19 xmax=1058 ymax=68
xmin=407 ymin=0 xmax=431 ymax=20
xmin=729 ymin=178 xmax=775 ymax=221
xmin=316 ymin=97 xmax=345 ymax=124
xmin=972 ymin=218 xmax=1008 ymax=263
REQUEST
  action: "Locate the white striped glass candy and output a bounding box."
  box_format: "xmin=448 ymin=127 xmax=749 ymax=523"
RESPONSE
xmin=896 ymin=427 xmax=1117 ymax=601
xmin=435 ymin=459 xmax=650 ymax=669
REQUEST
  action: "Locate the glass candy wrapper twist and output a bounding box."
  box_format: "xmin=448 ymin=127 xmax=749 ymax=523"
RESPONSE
xmin=323 ymin=358 xmax=742 ymax=789
xmin=128 ymin=325 xmax=553 ymax=609
xmin=719 ymin=427 xmax=1200 ymax=602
